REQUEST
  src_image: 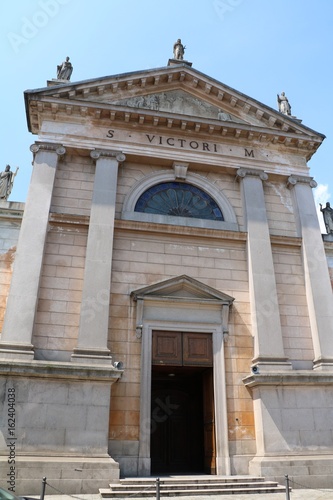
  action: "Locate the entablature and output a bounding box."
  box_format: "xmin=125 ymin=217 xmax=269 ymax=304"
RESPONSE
xmin=28 ymin=98 xmax=321 ymax=161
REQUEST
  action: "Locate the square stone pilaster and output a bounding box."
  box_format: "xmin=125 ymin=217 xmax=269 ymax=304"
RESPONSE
xmin=237 ymin=168 xmax=291 ymax=373
xmin=0 ymin=143 xmax=65 ymax=360
xmin=288 ymin=175 xmax=333 ymax=370
xmin=72 ymin=150 xmax=126 ymax=365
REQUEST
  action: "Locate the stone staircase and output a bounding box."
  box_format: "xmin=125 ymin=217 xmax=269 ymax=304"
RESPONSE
xmin=100 ymin=475 xmax=288 ymax=497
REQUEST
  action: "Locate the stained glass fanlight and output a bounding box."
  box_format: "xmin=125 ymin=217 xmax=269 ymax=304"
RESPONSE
xmin=135 ymin=182 xmax=224 ymax=221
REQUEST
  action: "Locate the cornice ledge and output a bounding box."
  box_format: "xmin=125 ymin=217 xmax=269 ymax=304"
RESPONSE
xmin=0 ymin=201 xmax=25 ymax=219
xmin=287 ymin=174 xmax=317 ymax=189
xmin=0 ymin=359 xmax=121 ymax=382
xmin=270 ymin=234 xmax=302 ymax=247
xmin=49 ymin=212 xmax=90 ymax=227
xmin=243 ymin=371 xmax=333 ymax=387
xmin=236 ymin=167 xmax=268 ymax=181
xmin=114 ymin=219 xmax=247 ymax=241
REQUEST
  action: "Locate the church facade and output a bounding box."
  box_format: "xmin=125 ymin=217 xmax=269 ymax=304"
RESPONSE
xmin=1 ymin=54 xmax=333 ymax=494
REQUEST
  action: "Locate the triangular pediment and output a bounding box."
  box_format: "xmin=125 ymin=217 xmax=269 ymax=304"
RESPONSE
xmin=131 ymin=275 xmax=234 ymax=304
xmin=25 ymin=65 xmax=325 ymax=158
xmin=104 ymin=89 xmax=246 ymax=124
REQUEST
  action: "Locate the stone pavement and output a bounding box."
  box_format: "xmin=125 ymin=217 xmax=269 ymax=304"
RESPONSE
xmin=40 ymin=490 xmax=333 ymax=500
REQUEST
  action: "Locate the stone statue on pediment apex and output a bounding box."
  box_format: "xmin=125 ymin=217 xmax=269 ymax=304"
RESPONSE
xmin=320 ymin=202 xmax=333 ymax=234
xmin=277 ymin=91 xmax=291 ymax=116
xmin=173 ymin=39 xmax=185 ymax=60
xmin=57 ymin=56 xmax=73 ymax=81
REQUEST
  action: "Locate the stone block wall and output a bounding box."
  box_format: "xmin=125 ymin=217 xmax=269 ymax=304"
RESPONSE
xmin=272 ymin=246 xmax=314 ymax=368
xmin=264 ymin=180 xmax=297 ymax=237
xmin=0 ymin=368 xmax=119 ymax=494
xmin=249 ymin=382 xmax=333 ymax=488
xmin=0 ymin=203 xmax=24 ymax=335
xmin=50 ymin=155 xmax=94 ymax=216
xmin=32 ymin=225 xmax=87 ymax=361
xmin=108 ymin=228 xmax=254 ymax=474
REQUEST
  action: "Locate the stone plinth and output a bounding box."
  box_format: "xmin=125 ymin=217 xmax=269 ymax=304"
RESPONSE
xmin=0 ymin=360 xmax=122 ymax=493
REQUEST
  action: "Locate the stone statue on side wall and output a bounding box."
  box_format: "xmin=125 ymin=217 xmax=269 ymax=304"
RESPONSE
xmin=57 ymin=56 xmax=73 ymax=80
xmin=173 ymin=39 xmax=185 ymax=60
xmin=0 ymin=165 xmax=19 ymax=200
xmin=320 ymin=202 xmax=333 ymax=234
xmin=277 ymin=91 xmax=291 ymax=115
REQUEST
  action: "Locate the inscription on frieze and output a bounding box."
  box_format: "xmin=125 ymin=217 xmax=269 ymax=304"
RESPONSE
xmin=106 ymin=129 xmax=254 ymax=158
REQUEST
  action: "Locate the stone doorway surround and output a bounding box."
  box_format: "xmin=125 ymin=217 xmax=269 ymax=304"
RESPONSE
xmin=131 ymin=275 xmax=234 ymax=476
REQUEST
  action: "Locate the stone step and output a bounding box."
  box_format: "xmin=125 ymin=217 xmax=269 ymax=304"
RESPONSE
xmin=100 ymin=476 xmax=287 ymax=498
xmin=114 ymin=476 xmax=267 ymax=485
xmin=101 ymin=486 xmax=286 ymax=497
xmin=107 ymin=481 xmax=282 ymax=490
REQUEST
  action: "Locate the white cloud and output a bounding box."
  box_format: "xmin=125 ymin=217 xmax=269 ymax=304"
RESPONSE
xmin=314 ymin=184 xmax=331 ymax=233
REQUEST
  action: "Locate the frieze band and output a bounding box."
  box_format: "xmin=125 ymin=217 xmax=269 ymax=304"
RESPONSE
xmin=106 ymin=129 xmax=255 ymax=158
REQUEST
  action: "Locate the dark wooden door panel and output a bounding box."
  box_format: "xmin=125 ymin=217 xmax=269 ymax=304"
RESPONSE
xmin=152 ymin=331 xmax=212 ymax=367
xmin=183 ymin=332 xmax=213 ymax=366
xmin=152 ymin=331 xmax=182 ymax=366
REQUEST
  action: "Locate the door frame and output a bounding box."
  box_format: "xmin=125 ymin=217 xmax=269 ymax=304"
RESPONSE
xmin=138 ymin=320 xmax=230 ymax=476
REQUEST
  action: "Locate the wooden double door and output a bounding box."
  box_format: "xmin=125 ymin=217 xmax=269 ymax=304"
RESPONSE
xmin=151 ymin=331 xmax=216 ymax=475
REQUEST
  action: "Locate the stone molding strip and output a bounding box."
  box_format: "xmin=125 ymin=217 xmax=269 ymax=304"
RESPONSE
xmin=0 ymin=359 xmax=122 ymax=381
xmin=244 ymin=372 xmax=333 ymax=387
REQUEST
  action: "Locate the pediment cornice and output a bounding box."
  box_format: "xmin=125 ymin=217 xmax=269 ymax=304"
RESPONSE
xmin=131 ymin=274 xmax=234 ymax=304
xmin=25 ymin=65 xmax=325 ymax=159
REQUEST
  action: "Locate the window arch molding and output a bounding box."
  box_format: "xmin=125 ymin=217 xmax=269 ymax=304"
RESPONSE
xmin=122 ymin=170 xmax=239 ymax=231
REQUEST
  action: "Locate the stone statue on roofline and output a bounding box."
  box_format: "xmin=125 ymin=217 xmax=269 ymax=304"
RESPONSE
xmin=320 ymin=202 xmax=333 ymax=234
xmin=277 ymin=91 xmax=291 ymax=116
xmin=173 ymin=39 xmax=185 ymax=60
xmin=57 ymin=56 xmax=73 ymax=81
xmin=0 ymin=165 xmax=19 ymax=201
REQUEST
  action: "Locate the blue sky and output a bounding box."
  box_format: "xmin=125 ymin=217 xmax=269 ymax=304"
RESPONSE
xmin=2 ymin=0 xmax=333 ymax=228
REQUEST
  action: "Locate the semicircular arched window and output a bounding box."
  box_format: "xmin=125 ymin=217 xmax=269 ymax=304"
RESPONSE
xmin=134 ymin=182 xmax=224 ymax=221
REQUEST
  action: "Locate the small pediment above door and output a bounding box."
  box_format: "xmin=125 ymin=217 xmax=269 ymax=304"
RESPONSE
xmin=131 ymin=275 xmax=234 ymax=304
xmin=108 ymin=90 xmax=246 ymax=124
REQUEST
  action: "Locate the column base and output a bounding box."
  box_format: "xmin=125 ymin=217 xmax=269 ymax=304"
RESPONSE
xmin=313 ymin=357 xmax=333 ymax=371
xmin=71 ymin=347 xmax=113 ymax=365
xmin=0 ymin=342 xmax=34 ymax=360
